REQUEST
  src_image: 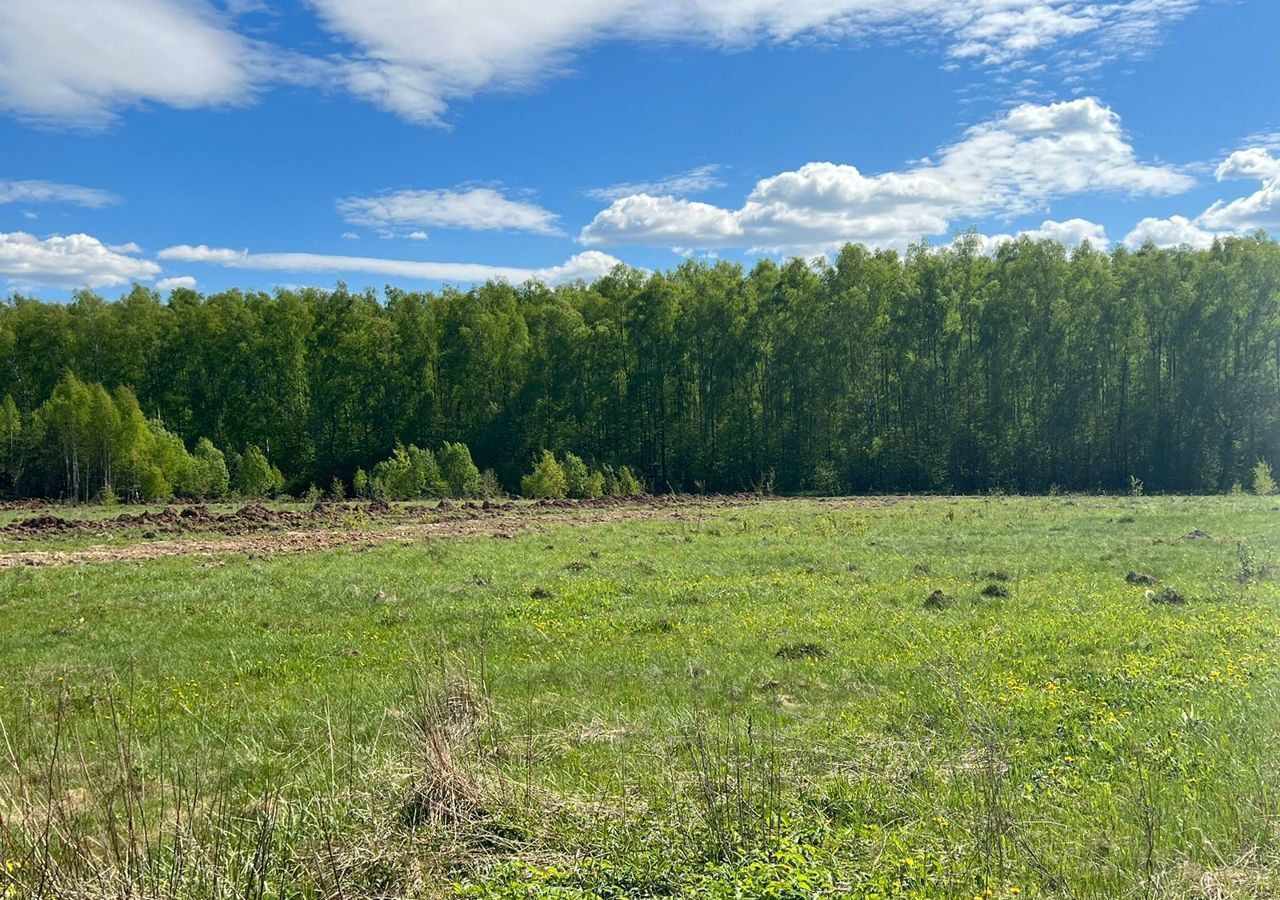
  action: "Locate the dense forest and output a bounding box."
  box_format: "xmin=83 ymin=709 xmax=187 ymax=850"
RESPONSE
xmin=1 ymin=234 xmax=1278 ymax=501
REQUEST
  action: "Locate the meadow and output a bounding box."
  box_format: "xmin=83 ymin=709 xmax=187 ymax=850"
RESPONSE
xmin=1 ymin=495 xmax=1279 ymax=898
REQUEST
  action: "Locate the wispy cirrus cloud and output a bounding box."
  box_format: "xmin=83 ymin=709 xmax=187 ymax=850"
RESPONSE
xmin=158 ymin=243 xmax=622 ymax=285
xmin=0 ymin=178 xmax=119 ymax=208
xmin=0 ymin=0 xmax=1206 ymax=128
xmin=586 ymin=165 xmax=725 ymax=202
xmin=337 ymin=187 xmax=562 ymax=237
xmin=312 ymin=0 xmax=1204 ymax=125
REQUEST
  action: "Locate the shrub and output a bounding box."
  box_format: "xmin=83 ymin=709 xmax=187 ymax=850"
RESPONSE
xmin=302 ymin=483 xmax=323 ymax=503
xmin=352 ymin=468 xmax=369 ymax=499
xmin=371 ymin=443 xmax=446 ymax=500
xmin=329 ymin=476 xmax=346 ymax=500
xmin=521 ymin=450 xmax=567 ymax=499
xmin=614 ymin=465 xmax=643 ymax=498
xmin=236 ymin=444 xmax=284 ymax=499
xmin=478 ymin=469 xmax=504 ymax=498
xmin=146 ymin=420 xmax=194 ymax=502
xmin=562 ymin=452 xmax=591 ymax=498
xmin=1253 ymin=460 xmax=1277 ymax=496
xmin=184 ymin=437 xmax=229 ymax=500
xmin=439 ymin=441 xmax=482 ymax=497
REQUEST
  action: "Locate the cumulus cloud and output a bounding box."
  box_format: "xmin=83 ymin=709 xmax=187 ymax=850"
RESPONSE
xmin=311 ymin=0 xmax=1201 ymax=124
xmin=156 ymin=275 xmax=196 ymax=290
xmin=0 ymin=178 xmax=119 ymax=207
xmin=582 ymin=98 xmax=1189 ymax=254
xmin=0 ymin=0 xmax=272 ymax=128
xmin=974 ymin=218 xmax=1110 ymax=252
xmin=586 ymin=165 xmax=725 ymax=202
xmin=337 ymin=187 xmax=561 ymax=237
xmin=1123 ymin=215 xmax=1220 ymax=250
xmin=0 ymin=231 xmax=160 ymax=287
xmin=158 ymin=244 xmax=623 ymax=285
xmin=1122 ymin=147 xmax=1280 ymax=248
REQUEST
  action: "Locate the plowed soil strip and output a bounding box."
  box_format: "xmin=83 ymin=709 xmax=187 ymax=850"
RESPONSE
xmin=0 ymin=505 xmax=692 ymax=569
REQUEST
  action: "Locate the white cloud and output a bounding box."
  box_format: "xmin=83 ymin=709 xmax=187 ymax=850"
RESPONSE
xmin=340 ymin=232 xmax=359 ymax=240
xmin=0 ymin=0 xmax=1201 ymax=128
xmin=0 ymin=231 xmax=160 ymax=287
xmin=158 ymin=244 xmax=622 ymax=285
xmin=406 ymin=231 xmax=428 ymax=240
xmin=975 ymin=218 xmax=1110 ymax=252
xmin=1022 ymin=218 xmax=1109 ymax=247
xmin=1122 ymin=146 xmax=1280 ymax=248
xmin=0 ymin=0 xmax=269 ymax=128
xmin=0 ymin=178 xmax=119 ymax=207
xmin=337 ymin=187 xmax=561 ymax=236
xmin=1123 ymin=215 xmax=1220 ymax=250
xmin=1198 ymin=148 xmax=1280 ymax=232
xmin=582 ymin=98 xmax=1190 ymax=254
xmin=156 ymin=275 xmax=196 ymax=290
xmin=587 ymin=165 xmax=725 ymax=202
xmin=311 ymin=0 xmax=1201 ymax=124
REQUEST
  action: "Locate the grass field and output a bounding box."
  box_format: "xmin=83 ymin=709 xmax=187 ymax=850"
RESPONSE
xmin=2 ymin=495 xmax=1279 ymax=898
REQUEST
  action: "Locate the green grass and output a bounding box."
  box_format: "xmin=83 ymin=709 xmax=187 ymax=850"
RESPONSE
xmin=2 ymin=496 xmax=1279 ymax=898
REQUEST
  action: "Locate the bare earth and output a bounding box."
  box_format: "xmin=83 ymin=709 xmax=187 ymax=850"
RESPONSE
xmin=0 ymin=496 xmax=903 ymax=570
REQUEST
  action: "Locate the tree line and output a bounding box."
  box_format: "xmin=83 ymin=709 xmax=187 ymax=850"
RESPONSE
xmin=1 ymin=234 xmax=1277 ymax=500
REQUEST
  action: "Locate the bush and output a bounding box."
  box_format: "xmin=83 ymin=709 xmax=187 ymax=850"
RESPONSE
xmin=1253 ymin=459 xmax=1277 ymax=496
xmin=439 ymin=441 xmax=482 ymax=497
xmin=236 ymin=444 xmax=284 ymax=499
xmin=146 ymin=421 xmax=194 ymax=502
xmin=329 ymin=476 xmax=346 ymax=500
xmin=562 ymin=452 xmax=592 ymax=498
xmin=184 ymin=437 xmax=229 ymax=500
xmin=614 ymin=465 xmax=643 ymax=498
xmin=478 ymin=469 xmax=504 ymax=498
xmin=371 ymin=443 xmax=446 ymax=500
xmin=521 ymin=450 xmax=568 ymax=499
xmin=352 ymin=468 xmax=369 ymax=499
xmin=302 ymin=483 xmax=323 ymax=503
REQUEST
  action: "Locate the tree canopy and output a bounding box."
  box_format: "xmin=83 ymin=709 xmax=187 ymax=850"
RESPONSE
xmin=1 ymin=234 xmax=1277 ymax=498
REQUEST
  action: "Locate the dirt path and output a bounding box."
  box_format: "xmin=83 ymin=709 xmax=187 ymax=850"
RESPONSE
xmin=0 ymin=504 xmax=701 ymax=569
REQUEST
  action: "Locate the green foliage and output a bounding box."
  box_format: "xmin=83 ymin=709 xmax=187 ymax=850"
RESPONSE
xmin=371 ymin=442 xmax=446 ymax=500
xmin=146 ymin=420 xmax=195 ymax=502
xmin=479 ymin=468 xmax=504 ymax=498
xmin=236 ymin=444 xmax=284 ymax=499
xmin=561 ymin=451 xmax=592 ymax=499
xmin=26 ymin=375 xmax=228 ymax=503
xmin=0 ymin=393 xmax=23 ymax=493
xmin=521 ymin=450 xmax=567 ymax=499
xmin=439 ymin=441 xmax=482 ymax=497
xmin=352 ymin=468 xmax=369 ymax=499
xmin=329 ymin=476 xmax=345 ymax=500
xmin=1253 ymin=459 xmax=1277 ymax=496
xmin=184 ymin=437 xmax=230 ymax=500
xmin=2 ymin=236 xmax=1279 ymax=497
xmin=613 ymin=465 xmax=643 ymax=498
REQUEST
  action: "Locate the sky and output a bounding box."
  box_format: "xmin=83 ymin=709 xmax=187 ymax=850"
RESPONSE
xmin=1 ymin=0 xmax=1278 ymax=298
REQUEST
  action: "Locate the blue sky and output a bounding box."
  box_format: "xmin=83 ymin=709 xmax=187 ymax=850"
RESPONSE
xmin=1 ymin=0 xmax=1278 ymax=297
